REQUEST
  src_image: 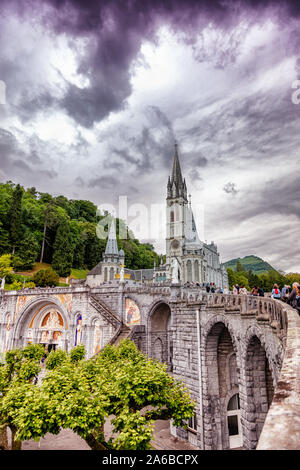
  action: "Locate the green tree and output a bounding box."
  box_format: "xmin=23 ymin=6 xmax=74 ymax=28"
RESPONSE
xmin=0 ymin=344 xmax=45 ymax=450
xmin=226 ymin=268 xmax=236 ymax=290
xmin=0 ymin=222 xmax=10 ymax=255
xmin=3 ymin=341 xmax=194 ymax=450
xmin=32 ymin=268 xmax=59 ymax=287
xmin=39 ymin=200 xmax=66 ymax=264
xmin=0 ymin=254 xmax=13 ymax=280
xmin=236 ymin=260 xmax=245 ymax=272
xmin=14 ymin=233 xmax=40 ymax=271
xmin=51 ymin=220 xmax=73 ymax=277
xmin=9 ymin=184 xmax=23 ymax=255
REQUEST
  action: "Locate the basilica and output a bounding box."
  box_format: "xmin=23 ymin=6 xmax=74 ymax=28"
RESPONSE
xmin=86 ymin=144 xmax=228 ymax=289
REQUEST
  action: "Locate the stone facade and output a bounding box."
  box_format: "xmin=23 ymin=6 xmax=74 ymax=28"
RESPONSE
xmin=0 ymin=281 xmax=296 ymax=450
xmin=86 ymin=143 xmax=229 ymax=289
xmin=165 ymin=144 xmax=228 ymax=288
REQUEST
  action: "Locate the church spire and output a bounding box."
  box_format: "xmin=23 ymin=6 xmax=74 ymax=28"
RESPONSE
xmin=167 ymin=141 xmax=187 ymax=200
xmin=104 ymin=217 xmax=119 ymax=256
xmin=171 ymin=141 xmax=183 ymax=186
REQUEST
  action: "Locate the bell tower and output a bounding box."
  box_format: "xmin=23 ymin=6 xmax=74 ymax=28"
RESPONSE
xmin=166 ymin=142 xmax=188 ymax=277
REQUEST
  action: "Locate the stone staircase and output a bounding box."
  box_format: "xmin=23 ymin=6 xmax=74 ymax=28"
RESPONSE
xmin=89 ymin=295 xmax=121 ymax=329
xmin=109 ymin=324 xmax=132 ymax=346
xmin=89 ymin=294 xmax=133 ymax=352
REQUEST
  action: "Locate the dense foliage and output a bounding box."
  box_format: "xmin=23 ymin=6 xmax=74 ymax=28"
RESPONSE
xmin=0 ymin=343 xmax=45 ymax=449
xmin=0 ymin=341 xmax=195 ymax=450
xmin=227 ymin=261 xmax=300 ymax=291
xmin=0 ymin=181 xmax=161 ymax=279
xmin=32 ymin=268 xmax=59 ymax=287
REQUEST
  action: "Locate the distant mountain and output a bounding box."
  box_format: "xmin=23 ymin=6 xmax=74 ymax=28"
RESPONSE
xmin=224 ymin=255 xmax=277 ymax=275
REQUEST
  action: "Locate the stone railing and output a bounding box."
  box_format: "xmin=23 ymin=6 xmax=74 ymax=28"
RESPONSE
xmin=199 ymin=293 xmax=299 ymax=449
xmin=256 ymin=303 xmax=300 ymax=450
xmin=0 ymin=286 xmax=88 ymax=297
xmin=181 ymin=292 xmax=288 ymax=342
xmin=89 ymin=295 xmax=121 ymax=329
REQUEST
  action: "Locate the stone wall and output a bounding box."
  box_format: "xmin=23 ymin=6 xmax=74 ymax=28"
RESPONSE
xmin=0 ymin=284 xmax=299 ymax=450
xmin=257 ymin=304 xmax=300 ymax=450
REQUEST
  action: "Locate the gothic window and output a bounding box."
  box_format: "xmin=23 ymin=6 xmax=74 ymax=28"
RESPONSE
xmin=229 ymin=353 xmax=238 ymax=388
xmin=75 ymin=314 xmax=82 ymax=346
xmin=153 ymin=337 xmax=163 ymax=362
xmin=92 ymin=320 xmax=101 ymax=355
xmin=170 ymin=210 xmax=174 ymax=222
xmin=227 ymin=393 xmax=240 ymax=411
xmin=187 ymin=259 xmax=192 ymax=282
xmin=188 ymin=412 xmax=198 ymax=431
xmin=104 ymin=267 xmax=108 ymax=282
xmin=194 ymin=260 xmax=199 ymax=282
xmin=109 ymin=267 xmax=114 ymax=280
xmin=227 ymin=393 xmax=242 ymax=448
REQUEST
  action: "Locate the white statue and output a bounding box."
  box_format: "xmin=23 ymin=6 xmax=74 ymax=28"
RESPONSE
xmin=120 ymin=264 xmax=125 ymax=282
xmin=45 ymin=310 xmax=61 ymax=328
xmin=1 ymin=277 xmax=5 ymax=290
xmin=171 ymin=258 xmax=179 ymax=284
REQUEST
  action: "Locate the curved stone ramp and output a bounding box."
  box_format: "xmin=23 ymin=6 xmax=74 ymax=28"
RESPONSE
xmin=257 ymin=303 xmax=300 ymax=450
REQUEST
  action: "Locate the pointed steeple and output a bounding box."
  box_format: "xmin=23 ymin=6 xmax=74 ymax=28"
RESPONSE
xmin=171 ymin=142 xmax=183 ymax=186
xmin=184 ymin=200 xmax=202 ymax=249
xmin=167 ymin=141 xmax=187 ymax=200
xmin=104 ymin=217 xmax=119 ymax=256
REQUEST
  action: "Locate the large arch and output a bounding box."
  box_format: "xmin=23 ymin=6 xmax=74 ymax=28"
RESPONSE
xmin=242 ymin=334 xmax=275 ymax=449
xmin=148 ymin=301 xmax=172 ymax=370
xmin=12 ymin=296 xmax=71 ymax=353
xmin=203 ymin=320 xmax=241 ymax=450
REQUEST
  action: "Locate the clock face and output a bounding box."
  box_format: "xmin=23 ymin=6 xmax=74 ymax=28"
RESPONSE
xmin=171 ymin=239 xmax=180 ymax=250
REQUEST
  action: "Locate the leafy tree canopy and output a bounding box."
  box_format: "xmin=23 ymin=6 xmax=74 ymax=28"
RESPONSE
xmin=1 ymin=341 xmax=195 ymax=451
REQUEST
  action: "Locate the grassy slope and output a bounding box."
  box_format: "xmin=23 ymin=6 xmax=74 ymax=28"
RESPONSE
xmin=15 ymin=263 xmax=89 ymax=283
xmin=224 ymin=255 xmax=276 ymax=274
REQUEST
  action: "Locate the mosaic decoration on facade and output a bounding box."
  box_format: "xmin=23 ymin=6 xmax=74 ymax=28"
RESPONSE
xmin=75 ymin=314 xmax=82 ymax=346
xmin=93 ymin=320 xmax=101 ymax=355
xmin=125 ymin=298 xmax=141 ymax=326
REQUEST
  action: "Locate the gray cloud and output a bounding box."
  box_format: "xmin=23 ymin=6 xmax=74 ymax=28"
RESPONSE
xmin=223 ymin=182 xmax=238 ymax=195
xmin=1 ymin=1 xmax=300 ymax=271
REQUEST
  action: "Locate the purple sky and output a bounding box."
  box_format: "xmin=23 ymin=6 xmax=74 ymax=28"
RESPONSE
xmin=0 ymin=0 xmax=300 ymax=271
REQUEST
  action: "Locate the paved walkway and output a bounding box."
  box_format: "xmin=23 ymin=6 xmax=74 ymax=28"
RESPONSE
xmin=21 ymin=420 xmax=196 ymax=451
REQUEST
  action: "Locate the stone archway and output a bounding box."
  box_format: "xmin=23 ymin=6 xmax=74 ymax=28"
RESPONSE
xmin=243 ymin=335 xmax=274 ymax=449
xmin=204 ymin=321 xmax=241 ymax=450
xmin=149 ymin=302 xmax=172 ymax=370
xmin=13 ymin=297 xmax=70 ymax=353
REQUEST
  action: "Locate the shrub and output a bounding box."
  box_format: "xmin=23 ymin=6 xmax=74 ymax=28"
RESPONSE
xmin=32 ymin=268 xmax=59 ymax=287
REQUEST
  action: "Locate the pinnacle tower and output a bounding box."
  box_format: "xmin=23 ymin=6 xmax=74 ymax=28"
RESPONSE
xmin=167 ymin=142 xmax=187 ymax=200
xmin=105 ymin=217 xmax=119 ymax=256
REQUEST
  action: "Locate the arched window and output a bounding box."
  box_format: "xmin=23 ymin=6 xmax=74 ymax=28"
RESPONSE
xmin=75 ymin=314 xmax=82 ymax=346
xmin=92 ymin=320 xmax=101 ymax=355
xmin=104 ymin=267 xmax=108 ymax=282
xmin=153 ymin=337 xmax=163 ymax=362
xmin=227 ymin=393 xmax=242 ymax=448
xmin=194 ymin=260 xmax=199 ymax=282
xmin=187 ymin=259 xmax=192 ymax=282
xmin=170 ymin=210 xmax=174 ymax=222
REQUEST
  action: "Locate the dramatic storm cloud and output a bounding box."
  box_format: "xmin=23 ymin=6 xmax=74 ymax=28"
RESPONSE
xmin=0 ymin=0 xmax=300 ymax=271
